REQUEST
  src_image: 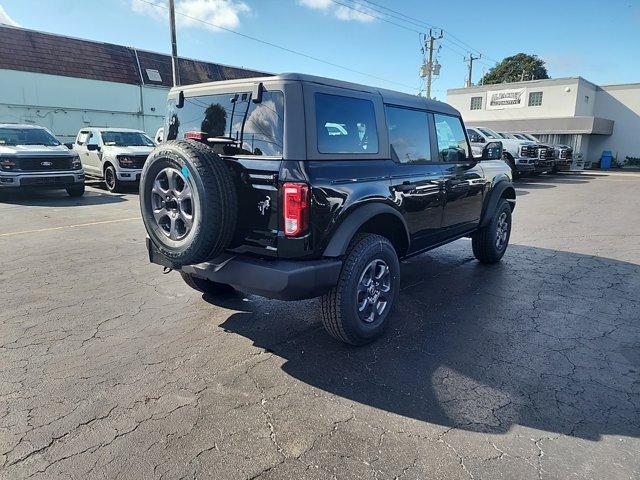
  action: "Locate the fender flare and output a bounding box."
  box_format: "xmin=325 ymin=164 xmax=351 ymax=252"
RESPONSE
xmin=480 ymin=180 xmax=516 ymax=227
xmin=323 ymin=203 xmax=410 ymax=257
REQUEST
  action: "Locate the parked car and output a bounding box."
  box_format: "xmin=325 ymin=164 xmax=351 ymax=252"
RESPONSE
xmin=72 ymin=127 xmax=155 ymax=192
xmin=466 ymin=126 xmax=536 ymax=178
xmin=139 ymin=73 xmax=515 ymax=346
xmin=497 ymin=132 xmax=555 ymax=174
xmin=0 ymin=123 xmax=85 ymax=196
xmin=511 ymin=133 xmax=573 ymax=172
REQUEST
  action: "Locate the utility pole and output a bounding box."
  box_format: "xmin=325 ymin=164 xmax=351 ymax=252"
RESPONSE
xmin=421 ymin=28 xmax=443 ymax=99
xmin=169 ymin=0 xmax=180 ymax=86
xmin=464 ymin=53 xmax=481 ymax=87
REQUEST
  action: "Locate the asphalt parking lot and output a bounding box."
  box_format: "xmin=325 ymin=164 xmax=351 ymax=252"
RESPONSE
xmin=1 ymin=173 xmax=639 ymax=480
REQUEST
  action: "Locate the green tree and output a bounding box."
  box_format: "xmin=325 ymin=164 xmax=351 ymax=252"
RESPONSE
xmin=480 ymin=53 xmax=549 ymax=85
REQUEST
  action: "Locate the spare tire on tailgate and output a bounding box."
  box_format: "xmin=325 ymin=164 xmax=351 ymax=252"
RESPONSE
xmin=140 ymin=140 xmax=237 ymax=266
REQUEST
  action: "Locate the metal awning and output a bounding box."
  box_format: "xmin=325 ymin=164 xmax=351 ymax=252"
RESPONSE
xmin=469 ymin=116 xmax=614 ymax=135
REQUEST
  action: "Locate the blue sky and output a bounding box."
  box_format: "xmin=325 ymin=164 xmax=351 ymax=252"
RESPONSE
xmin=1 ymin=0 xmax=639 ymax=98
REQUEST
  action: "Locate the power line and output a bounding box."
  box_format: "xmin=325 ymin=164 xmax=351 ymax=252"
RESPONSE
xmin=356 ymin=0 xmax=499 ymax=64
xmin=131 ymin=0 xmax=416 ymax=90
xmin=327 ymin=0 xmax=421 ymax=33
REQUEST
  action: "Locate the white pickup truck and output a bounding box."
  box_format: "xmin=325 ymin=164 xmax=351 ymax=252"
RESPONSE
xmin=467 ymin=126 xmax=539 ymax=178
xmin=0 ymin=124 xmax=85 ymax=196
xmin=72 ymin=128 xmax=155 ymax=192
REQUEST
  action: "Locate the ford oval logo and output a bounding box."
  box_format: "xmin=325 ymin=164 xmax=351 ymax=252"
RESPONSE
xmin=41 ymin=161 xmax=53 ymax=167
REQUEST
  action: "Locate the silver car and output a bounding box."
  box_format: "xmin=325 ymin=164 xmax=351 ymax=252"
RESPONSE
xmin=0 ymin=124 xmax=85 ymax=196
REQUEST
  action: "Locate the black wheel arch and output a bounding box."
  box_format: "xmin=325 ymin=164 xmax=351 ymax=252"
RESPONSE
xmin=323 ymin=203 xmax=410 ymax=258
xmin=480 ymin=179 xmax=516 ymax=228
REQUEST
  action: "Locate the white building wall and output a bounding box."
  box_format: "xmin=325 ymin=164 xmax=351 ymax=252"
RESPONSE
xmin=0 ymin=69 xmax=166 ymax=142
xmin=590 ymin=84 xmax=640 ymax=162
xmin=447 ymin=78 xmax=582 ymax=122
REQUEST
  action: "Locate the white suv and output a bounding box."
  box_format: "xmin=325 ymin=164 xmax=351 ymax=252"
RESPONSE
xmin=73 ymin=128 xmax=156 ymax=192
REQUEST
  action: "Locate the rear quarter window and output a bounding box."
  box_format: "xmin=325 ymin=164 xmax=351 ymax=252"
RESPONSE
xmin=315 ymin=93 xmax=378 ymax=154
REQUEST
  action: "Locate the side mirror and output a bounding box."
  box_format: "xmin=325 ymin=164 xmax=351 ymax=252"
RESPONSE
xmin=87 ymin=144 xmax=100 ymax=151
xmin=64 ymin=142 xmax=74 ymax=149
xmin=481 ymin=141 xmax=503 ymax=160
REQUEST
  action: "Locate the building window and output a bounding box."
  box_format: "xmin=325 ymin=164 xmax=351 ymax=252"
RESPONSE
xmin=470 ymin=96 xmax=482 ymax=110
xmin=528 ymin=91 xmax=543 ymax=107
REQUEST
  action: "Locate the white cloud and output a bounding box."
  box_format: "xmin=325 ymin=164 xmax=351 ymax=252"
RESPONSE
xmin=0 ymin=5 xmax=20 ymax=27
xmin=297 ymin=0 xmax=374 ymax=23
xmin=131 ymin=0 xmax=250 ymax=31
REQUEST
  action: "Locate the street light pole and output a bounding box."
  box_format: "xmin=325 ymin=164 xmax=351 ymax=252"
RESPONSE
xmin=169 ymin=0 xmax=180 ymax=86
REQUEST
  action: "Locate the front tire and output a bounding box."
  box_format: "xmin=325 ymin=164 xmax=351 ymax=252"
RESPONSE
xmin=472 ymin=199 xmax=512 ymax=264
xmin=504 ymin=153 xmax=519 ymax=179
xmin=320 ymin=234 xmax=400 ymax=346
xmin=180 ymin=272 xmax=235 ymax=296
xmin=66 ymin=183 xmax=85 ymax=197
xmin=104 ymin=165 xmax=123 ymax=193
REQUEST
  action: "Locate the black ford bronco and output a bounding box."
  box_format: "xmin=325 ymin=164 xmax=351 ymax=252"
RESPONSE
xmin=140 ymin=73 xmax=514 ymax=345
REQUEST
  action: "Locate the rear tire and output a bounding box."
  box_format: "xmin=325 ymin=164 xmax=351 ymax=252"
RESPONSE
xmin=472 ymin=199 xmax=512 ymax=264
xmin=104 ymin=165 xmax=123 ymax=193
xmin=320 ymin=234 xmax=400 ymax=346
xmin=180 ymin=272 xmax=235 ymax=295
xmin=66 ymin=184 xmax=85 ymax=197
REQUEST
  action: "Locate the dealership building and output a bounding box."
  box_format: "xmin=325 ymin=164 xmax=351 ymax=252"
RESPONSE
xmin=0 ymin=25 xmax=266 ymax=142
xmin=447 ymin=77 xmax=640 ymax=165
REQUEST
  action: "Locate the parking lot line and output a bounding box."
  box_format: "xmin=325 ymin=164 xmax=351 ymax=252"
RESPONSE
xmin=0 ymin=217 xmax=141 ymax=238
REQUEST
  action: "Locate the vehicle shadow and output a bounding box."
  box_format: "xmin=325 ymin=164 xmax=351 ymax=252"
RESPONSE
xmin=212 ymin=243 xmax=640 ymax=441
xmin=0 ymin=187 xmax=128 ymax=206
xmin=89 ymin=181 xmax=140 ymax=195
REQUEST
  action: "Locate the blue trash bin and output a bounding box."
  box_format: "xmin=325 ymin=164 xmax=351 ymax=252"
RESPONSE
xmin=601 ymin=151 xmax=612 ymax=170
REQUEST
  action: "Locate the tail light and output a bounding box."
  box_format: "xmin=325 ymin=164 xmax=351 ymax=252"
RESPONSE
xmin=282 ymin=182 xmax=309 ymax=237
xmin=184 ymin=131 xmax=205 ymax=141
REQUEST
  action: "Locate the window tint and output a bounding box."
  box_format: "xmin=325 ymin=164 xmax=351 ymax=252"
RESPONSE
xmin=101 ymin=131 xmax=154 ymax=147
xmin=87 ymin=132 xmax=100 ymax=147
xmin=0 ymin=128 xmax=60 ymax=147
xmin=434 ymin=114 xmax=469 ymax=162
xmin=470 ymin=96 xmax=482 ymax=110
xmin=385 ymin=106 xmax=431 ymax=164
xmin=528 ymin=91 xmax=543 ymax=106
xmin=315 ymin=93 xmax=378 ymax=154
xmin=165 ymin=90 xmax=284 ymax=156
xmin=477 ymin=127 xmax=499 ymax=139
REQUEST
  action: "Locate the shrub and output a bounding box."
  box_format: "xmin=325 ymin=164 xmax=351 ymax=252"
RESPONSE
xmin=625 ymin=156 xmax=640 ymax=167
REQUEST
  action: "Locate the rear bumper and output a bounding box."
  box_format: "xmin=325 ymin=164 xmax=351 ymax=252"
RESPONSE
xmin=147 ymin=238 xmax=342 ymax=300
xmin=0 ymin=170 xmax=85 ymax=188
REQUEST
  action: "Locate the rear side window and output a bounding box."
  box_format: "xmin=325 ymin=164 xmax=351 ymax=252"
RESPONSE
xmin=165 ymin=90 xmax=284 ymax=156
xmin=315 ymin=93 xmax=378 ymax=154
xmin=385 ymin=106 xmax=431 ymax=164
xmin=434 ymin=114 xmax=469 ymax=162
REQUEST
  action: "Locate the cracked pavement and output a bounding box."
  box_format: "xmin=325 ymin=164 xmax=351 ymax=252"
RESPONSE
xmin=1 ymin=172 xmax=639 ymax=479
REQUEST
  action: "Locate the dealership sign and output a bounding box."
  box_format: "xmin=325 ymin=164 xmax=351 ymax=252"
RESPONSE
xmin=487 ymin=88 xmax=526 ymax=110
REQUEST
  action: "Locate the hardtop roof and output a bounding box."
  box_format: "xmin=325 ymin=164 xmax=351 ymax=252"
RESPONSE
xmin=170 ymin=72 xmax=460 ymax=116
xmin=0 ymin=123 xmax=52 ymax=130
